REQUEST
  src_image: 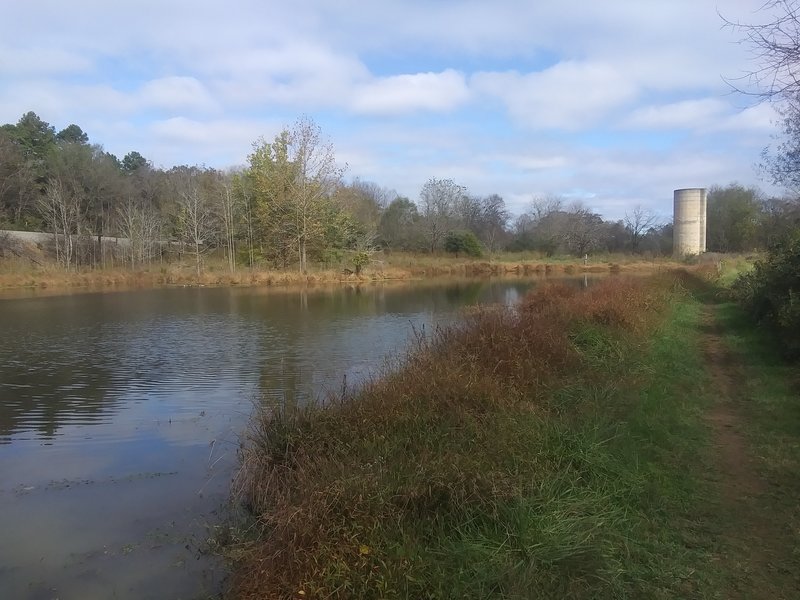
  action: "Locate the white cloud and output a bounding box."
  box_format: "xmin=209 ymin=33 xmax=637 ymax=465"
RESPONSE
xmin=0 ymin=81 xmax=135 ymax=126
xmin=713 ymin=102 xmax=778 ymax=133
xmin=0 ymin=78 xmax=219 ymax=127
xmin=623 ymin=98 xmax=729 ymax=129
xmin=139 ymin=77 xmax=218 ymax=114
xmin=0 ymin=46 xmax=93 ymax=75
xmin=205 ymin=42 xmax=369 ymax=109
xmin=502 ymin=155 xmax=569 ymax=171
xmin=472 ymin=62 xmax=639 ymax=129
xmin=623 ymin=97 xmax=778 ymax=135
xmin=351 ymin=70 xmax=469 ymax=114
xmin=204 ymin=43 xmax=366 ymax=79
xmin=150 ymin=117 xmax=221 ymax=145
xmin=145 ymin=117 xmax=282 ymax=167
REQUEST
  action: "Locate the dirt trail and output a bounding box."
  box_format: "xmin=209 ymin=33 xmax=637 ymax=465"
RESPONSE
xmin=700 ymin=305 xmax=798 ymax=599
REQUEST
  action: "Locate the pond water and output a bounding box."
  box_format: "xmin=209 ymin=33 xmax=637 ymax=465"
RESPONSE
xmin=0 ymin=277 xmax=588 ymax=599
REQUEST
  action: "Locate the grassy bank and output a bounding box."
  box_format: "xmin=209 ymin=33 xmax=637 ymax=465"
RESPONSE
xmin=707 ymin=301 xmax=800 ymax=595
xmin=0 ymin=252 xmax=684 ymax=291
xmin=221 ymin=272 xmax=735 ymax=599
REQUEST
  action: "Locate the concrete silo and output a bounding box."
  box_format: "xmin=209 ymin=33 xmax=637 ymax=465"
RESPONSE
xmin=673 ymin=188 xmax=707 ymax=257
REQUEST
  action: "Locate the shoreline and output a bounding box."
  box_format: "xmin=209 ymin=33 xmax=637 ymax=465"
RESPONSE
xmin=223 ymin=273 xmax=685 ymax=597
xmin=0 ymin=257 xmax=684 ymax=294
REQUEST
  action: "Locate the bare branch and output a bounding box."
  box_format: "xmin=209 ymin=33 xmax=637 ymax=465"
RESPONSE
xmin=722 ymin=1 xmax=800 ymax=102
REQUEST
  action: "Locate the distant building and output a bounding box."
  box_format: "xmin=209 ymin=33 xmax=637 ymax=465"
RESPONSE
xmin=673 ymin=188 xmax=707 ymax=257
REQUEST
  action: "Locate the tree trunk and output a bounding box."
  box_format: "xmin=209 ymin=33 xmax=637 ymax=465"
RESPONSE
xmin=195 ymin=240 xmax=201 ymax=277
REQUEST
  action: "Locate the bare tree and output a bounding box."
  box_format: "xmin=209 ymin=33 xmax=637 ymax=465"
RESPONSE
xmin=216 ymin=171 xmax=240 ymax=273
xmin=334 ymin=178 xmax=385 ymax=234
xmin=564 ymin=203 xmax=604 ymax=256
xmin=171 ymin=169 xmax=217 ymax=277
xmin=526 ymin=195 xmax=568 ymax=256
xmin=36 ymin=179 xmax=81 ymax=268
xmin=529 ymin=195 xmax=564 ymax=221
xmin=419 ymin=177 xmax=465 ymax=252
xmin=478 ymin=194 xmax=510 ymax=252
xmin=723 ymin=0 xmax=800 ymax=101
xmin=116 ymin=198 xmax=162 ymax=268
xmin=452 ymin=194 xmax=482 ymax=232
xmin=624 ymin=205 xmax=659 ymax=253
xmin=725 ymin=2 xmax=800 ymax=188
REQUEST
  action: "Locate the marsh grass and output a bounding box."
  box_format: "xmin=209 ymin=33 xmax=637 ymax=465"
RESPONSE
xmin=0 ymin=252 xmax=683 ymax=290
xmin=222 ymin=273 xmax=723 ymax=599
xmin=0 ymin=261 xmax=406 ymax=290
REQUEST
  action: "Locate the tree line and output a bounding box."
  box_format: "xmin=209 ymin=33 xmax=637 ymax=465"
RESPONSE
xmin=1 ymin=110 xmax=798 ymax=273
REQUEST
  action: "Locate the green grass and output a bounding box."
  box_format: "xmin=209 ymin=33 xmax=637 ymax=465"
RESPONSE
xmin=713 ymin=301 xmax=800 ymax=555
xmin=549 ymin=296 xmax=721 ymax=598
xmin=220 ymin=275 xmax=750 ymax=599
xmin=707 ymin=263 xmax=800 ymax=493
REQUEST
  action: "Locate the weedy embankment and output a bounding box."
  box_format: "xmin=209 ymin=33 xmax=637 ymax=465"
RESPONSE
xmin=224 ymin=272 xmax=718 ymax=599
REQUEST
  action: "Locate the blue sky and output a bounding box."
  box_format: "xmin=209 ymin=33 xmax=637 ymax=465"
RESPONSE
xmin=0 ymin=0 xmax=781 ymax=220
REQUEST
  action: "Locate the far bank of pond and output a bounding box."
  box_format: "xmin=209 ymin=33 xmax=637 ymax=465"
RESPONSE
xmin=0 ymin=254 xmax=683 ymax=292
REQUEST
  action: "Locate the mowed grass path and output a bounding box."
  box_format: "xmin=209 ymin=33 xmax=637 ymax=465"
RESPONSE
xmin=220 ymin=272 xmax=799 ymax=599
xmin=699 ymin=298 xmax=800 ymax=599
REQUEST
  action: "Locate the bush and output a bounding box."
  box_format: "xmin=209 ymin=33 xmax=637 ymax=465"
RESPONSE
xmin=731 ymin=231 xmax=800 ymax=356
xmin=444 ymin=230 xmax=483 ymax=257
xmin=352 ymin=250 xmax=370 ymax=275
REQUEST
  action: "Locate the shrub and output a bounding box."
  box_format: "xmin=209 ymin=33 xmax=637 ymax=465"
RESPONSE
xmin=731 ymin=231 xmax=800 ymax=356
xmin=444 ymin=230 xmax=483 ymax=257
xmin=352 ymin=250 xmax=370 ymax=275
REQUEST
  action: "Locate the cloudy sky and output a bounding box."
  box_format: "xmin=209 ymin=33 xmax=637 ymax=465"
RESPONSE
xmin=0 ymin=0 xmax=783 ymax=219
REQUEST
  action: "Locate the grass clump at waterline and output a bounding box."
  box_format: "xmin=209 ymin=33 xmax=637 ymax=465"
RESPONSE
xmin=224 ymin=273 xmax=717 ymax=599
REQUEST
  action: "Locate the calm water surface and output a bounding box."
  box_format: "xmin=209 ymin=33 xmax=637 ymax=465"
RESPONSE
xmin=0 ymin=278 xmax=564 ymax=600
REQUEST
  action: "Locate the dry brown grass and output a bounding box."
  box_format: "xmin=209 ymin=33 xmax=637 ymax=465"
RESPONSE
xmin=0 ymin=262 xmax=416 ymax=291
xmin=0 ymin=254 xmax=681 ymax=293
xmin=225 ymin=275 xmax=676 ymax=599
xmin=382 ymin=255 xmax=684 ymax=279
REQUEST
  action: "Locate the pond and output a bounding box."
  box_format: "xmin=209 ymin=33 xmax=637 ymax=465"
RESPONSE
xmin=0 ymin=277 xmax=589 ymax=599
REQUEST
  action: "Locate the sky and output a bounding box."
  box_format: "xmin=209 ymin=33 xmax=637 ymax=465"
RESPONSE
xmin=0 ymin=0 xmax=785 ymax=220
